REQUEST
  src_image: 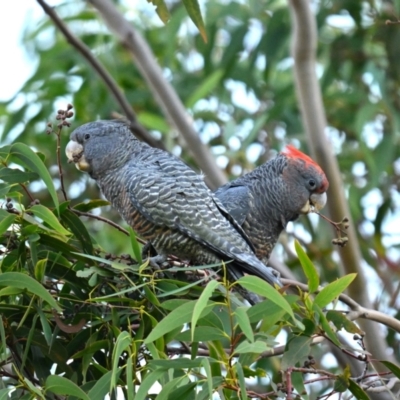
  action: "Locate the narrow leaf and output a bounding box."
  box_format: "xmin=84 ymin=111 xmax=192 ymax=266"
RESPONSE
xmin=175 ymin=326 xmax=228 ymax=342
xmin=45 ymin=375 xmax=90 ymax=400
xmin=88 ymin=370 xmax=120 ymax=400
xmin=145 ymin=300 xmax=212 ymax=343
xmin=191 ymin=280 xmax=219 ymax=341
xmin=111 ymin=331 xmax=132 ymax=390
xmin=73 ymin=199 xmax=110 ymax=212
xmin=234 ymin=340 xmax=270 ymax=355
xmin=201 ymin=358 xmax=213 ymax=399
xmin=128 ymin=227 xmax=142 ymax=264
xmin=281 ymin=336 xmax=312 ymax=370
xmin=0 ymin=389 xmax=11 ymax=400
xmin=326 ymin=310 xmax=364 ymax=335
xmin=186 ymin=69 xmax=224 ymax=108
xmin=30 ymin=205 xmax=70 ymax=236
xmin=237 ymin=275 xmax=295 ymax=320
xmin=295 ymin=240 xmax=319 ymax=292
xmin=10 ymin=143 xmax=59 ymax=211
xmin=235 ymin=362 xmax=247 ymax=400
xmin=0 ymin=214 xmax=16 ymax=236
xmin=147 ymin=0 xmax=170 ymax=23
xmin=135 ymin=370 xmax=165 ymax=400
xmin=61 ymin=209 xmax=93 ymax=254
xmin=381 ymin=360 xmax=400 ymax=379
xmin=348 ymin=380 xmax=369 ymax=400
xmin=313 ymin=304 xmax=341 ymax=347
xmin=0 ymin=167 xmax=38 ymax=184
xmin=0 ymin=272 xmax=61 ymax=311
xmin=182 ymin=0 xmax=207 ymax=42
xmin=235 ymin=307 xmax=254 ymax=343
xmin=314 ymin=274 xmax=357 ymax=308
xmin=291 ymin=371 xmax=309 ymax=399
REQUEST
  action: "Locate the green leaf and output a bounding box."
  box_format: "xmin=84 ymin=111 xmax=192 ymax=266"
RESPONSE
xmin=235 ymin=307 xmax=254 ymax=343
xmin=381 ymin=360 xmax=400 ymax=379
xmin=281 ymin=336 xmax=312 ymax=370
xmin=201 ymin=358 xmax=213 ymax=399
xmin=161 ymin=381 xmax=197 ymax=400
xmin=34 ymin=259 xmax=46 ymax=283
xmin=348 ymin=380 xmax=369 ymax=400
xmin=156 ymin=376 xmax=192 ymax=400
xmin=291 ymin=371 xmax=309 ymax=399
xmin=128 ymin=227 xmax=142 ymax=264
xmin=10 ymin=143 xmax=59 ymax=211
xmin=0 ymin=167 xmax=38 ymax=184
xmin=235 ymin=362 xmax=247 ymax=400
xmin=24 ymin=377 xmax=46 ymax=399
xmin=135 ymin=370 xmax=165 ymax=400
xmin=295 ymin=240 xmax=319 ymax=293
xmin=145 ymin=300 xmax=213 ymax=343
xmin=137 ymin=112 xmax=170 ymax=133
xmin=88 ymin=370 xmax=121 ymax=400
xmin=0 ymin=272 xmax=61 ymax=311
xmin=0 ymin=214 xmax=16 ymax=236
xmin=175 ymin=326 xmax=228 ymax=342
xmin=147 ymin=0 xmax=170 ymax=24
xmin=149 ymin=358 xmax=203 ymax=369
xmin=29 ymin=205 xmax=71 ymax=236
xmin=45 ymin=375 xmax=90 ymax=400
xmin=73 ymin=199 xmax=110 ymax=212
xmin=37 ymin=307 xmax=52 ymax=346
xmin=0 ymin=183 xmax=14 ymax=197
xmin=313 ymin=304 xmax=341 ymax=347
xmin=191 ymin=280 xmax=219 ymax=341
xmin=333 ymin=365 xmax=351 ymax=392
xmin=61 ymin=209 xmax=93 ymax=254
xmin=182 ymin=0 xmax=207 ymax=42
xmin=186 ymin=69 xmax=224 ymax=108
xmin=237 ymin=275 xmax=295 ymax=320
xmin=73 ymin=252 xmax=139 ymax=272
xmin=326 ymin=310 xmax=364 ymax=335
xmin=234 ymin=340 xmax=270 ymax=354
xmin=314 ymin=274 xmax=357 ymax=308
xmin=0 ymin=389 xmax=11 ymax=400
xmin=247 ymin=298 xmax=288 ymax=330
xmin=111 ymin=331 xmax=132 ymax=390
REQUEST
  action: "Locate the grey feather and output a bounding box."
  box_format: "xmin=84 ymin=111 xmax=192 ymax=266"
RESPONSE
xmin=67 ymin=120 xmax=281 ymax=289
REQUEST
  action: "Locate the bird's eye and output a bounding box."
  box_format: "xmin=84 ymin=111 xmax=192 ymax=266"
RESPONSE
xmin=308 ymin=179 xmax=316 ymax=189
xmin=84 ymin=133 xmax=90 ymax=140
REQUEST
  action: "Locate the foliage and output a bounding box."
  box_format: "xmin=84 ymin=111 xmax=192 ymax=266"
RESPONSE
xmin=0 ymin=136 xmax=379 ymax=398
xmin=0 ymin=0 xmax=400 ymax=398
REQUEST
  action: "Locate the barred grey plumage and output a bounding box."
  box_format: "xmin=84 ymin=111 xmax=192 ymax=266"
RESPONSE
xmin=66 ymin=120 xmax=281 ymax=289
xmin=214 ymin=145 xmax=329 ymax=264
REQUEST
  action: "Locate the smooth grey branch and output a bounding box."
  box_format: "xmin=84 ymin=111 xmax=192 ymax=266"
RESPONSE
xmin=87 ymin=0 xmax=227 ymax=189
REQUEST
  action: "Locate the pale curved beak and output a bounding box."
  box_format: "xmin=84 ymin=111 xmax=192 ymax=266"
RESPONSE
xmin=311 ymin=192 xmax=327 ymax=211
xmin=299 ymin=192 xmax=327 ymax=214
xmin=65 ymin=140 xmax=90 ymax=171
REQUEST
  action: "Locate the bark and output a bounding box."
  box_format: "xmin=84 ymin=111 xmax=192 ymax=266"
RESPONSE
xmin=36 ymin=0 xmax=163 ymax=150
xmin=87 ymin=0 xmax=227 ymax=189
xmin=287 ymin=0 xmax=395 ymax=373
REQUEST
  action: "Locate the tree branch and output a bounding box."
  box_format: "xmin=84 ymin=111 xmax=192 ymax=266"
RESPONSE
xmin=36 ymin=0 xmax=163 ymax=150
xmin=282 ymin=279 xmax=400 ymax=333
xmin=287 ymin=0 xmax=393 ymax=365
xmin=86 ymin=0 xmax=227 ymax=189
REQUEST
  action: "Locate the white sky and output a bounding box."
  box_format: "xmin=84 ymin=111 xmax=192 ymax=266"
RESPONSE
xmin=0 ymin=1 xmax=41 ymax=101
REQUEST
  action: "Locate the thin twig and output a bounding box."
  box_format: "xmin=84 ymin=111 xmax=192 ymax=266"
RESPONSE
xmin=87 ymin=0 xmax=227 ymax=189
xmin=35 ymin=0 xmax=163 ymax=150
xmin=72 ymin=209 xmax=133 ymax=237
xmin=282 ymin=279 xmax=400 ymax=333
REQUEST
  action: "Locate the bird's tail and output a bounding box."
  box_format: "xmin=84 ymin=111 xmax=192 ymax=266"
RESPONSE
xmin=231 ymin=252 xmax=283 ymax=288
